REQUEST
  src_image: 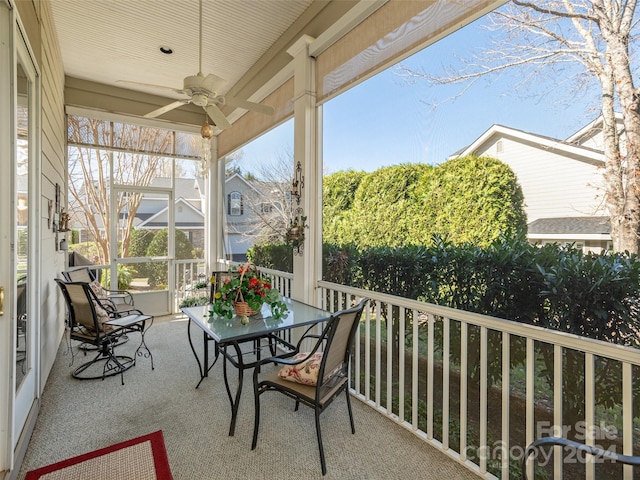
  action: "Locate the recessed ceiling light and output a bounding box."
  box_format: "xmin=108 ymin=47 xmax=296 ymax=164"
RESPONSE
xmin=159 ymin=46 xmax=173 ymax=55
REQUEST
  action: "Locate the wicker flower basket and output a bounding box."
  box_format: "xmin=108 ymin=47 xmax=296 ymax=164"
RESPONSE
xmin=233 ymin=264 xmax=260 ymax=316
xmin=234 ymin=300 xmax=259 ymax=317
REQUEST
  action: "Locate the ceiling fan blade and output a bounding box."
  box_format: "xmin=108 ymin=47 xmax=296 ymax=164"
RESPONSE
xmin=222 ymin=95 xmax=274 ymax=115
xmin=144 ymin=100 xmax=190 ymax=118
xmin=202 ymin=73 xmax=228 ymax=93
xmin=117 ymin=79 xmax=185 ymax=95
xmin=205 ymin=104 xmax=231 ymax=130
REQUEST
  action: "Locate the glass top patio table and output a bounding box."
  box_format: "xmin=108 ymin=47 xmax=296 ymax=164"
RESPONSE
xmin=181 ymin=297 xmax=331 ymax=343
xmin=181 ymin=297 xmax=331 ymax=436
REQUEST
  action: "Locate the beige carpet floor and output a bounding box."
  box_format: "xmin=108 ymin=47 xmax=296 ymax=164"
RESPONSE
xmin=17 ymin=315 xmax=480 ymax=480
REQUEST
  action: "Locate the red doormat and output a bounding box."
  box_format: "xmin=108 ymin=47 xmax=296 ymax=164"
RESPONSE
xmin=25 ymin=430 xmax=173 ymax=480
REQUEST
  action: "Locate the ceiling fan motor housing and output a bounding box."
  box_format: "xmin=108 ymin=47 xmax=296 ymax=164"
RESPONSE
xmin=184 ymin=74 xmax=205 ymax=91
xmin=191 ymin=92 xmax=209 ymax=107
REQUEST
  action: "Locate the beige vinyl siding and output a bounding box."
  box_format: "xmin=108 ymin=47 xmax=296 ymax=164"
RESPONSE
xmin=475 ymin=136 xmax=605 ymax=222
xmin=37 ymin=1 xmax=67 ymax=388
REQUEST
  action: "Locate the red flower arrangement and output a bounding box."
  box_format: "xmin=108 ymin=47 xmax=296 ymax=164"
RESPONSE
xmin=211 ymin=263 xmax=287 ymax=319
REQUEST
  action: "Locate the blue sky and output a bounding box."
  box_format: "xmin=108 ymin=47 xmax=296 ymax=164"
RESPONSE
xmin=239 ymin=13 xmax=599 ymax=177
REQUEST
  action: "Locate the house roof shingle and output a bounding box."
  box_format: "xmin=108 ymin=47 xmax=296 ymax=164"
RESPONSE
xmin=528 ymin=216 xmax=611 ymax=235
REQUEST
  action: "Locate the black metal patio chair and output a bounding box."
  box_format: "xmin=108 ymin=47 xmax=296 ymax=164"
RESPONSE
xmin=55 ymin=279 xmax=153 ymax=385
xmin=251 ymin=298 xmax=369 ymax=475
xmin=63 ymin=267 xmax=136 ymax=315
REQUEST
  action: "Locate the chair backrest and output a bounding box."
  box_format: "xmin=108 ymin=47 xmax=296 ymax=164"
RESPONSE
xmin=62 ymin=267 xmax=95 ymax=283
xmin=55 ymin=279 xmax=100 ymax=333
xmin=17 ymin=275 xmax=27 ymax=320
xmin=318 ymin=298 xmax=369 ymax=389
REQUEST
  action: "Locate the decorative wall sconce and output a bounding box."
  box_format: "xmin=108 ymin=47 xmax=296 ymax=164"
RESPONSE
xmin=48 ymin=199 xmax=53 ymax=229
xmin=291 ymin=161 xmax=304 ymax=205
xmin=286 ymin=161 xmax=307 ymax=255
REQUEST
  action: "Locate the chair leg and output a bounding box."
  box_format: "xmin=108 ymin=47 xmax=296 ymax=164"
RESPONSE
xmin=345 ymin=388 xmax=355 ymax=434
xmin=315 ymin=407 xmax=327 ymax=475
xmin=251 ymin=385 xmax=261 ymax=450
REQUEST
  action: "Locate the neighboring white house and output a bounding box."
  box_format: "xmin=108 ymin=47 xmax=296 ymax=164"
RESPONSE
xmin=223 ymin=173 xmax=277 ymax=261
xmin=450 ymin=116 xmax=622 ymax=253
xmin=70 ymin=175 xmax=271 ymax=261
xmin=135 ymin=177 xmax=206 ymax=252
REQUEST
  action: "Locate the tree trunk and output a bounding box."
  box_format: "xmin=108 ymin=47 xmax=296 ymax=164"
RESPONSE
xmin=596 ymin=0 xmax=640 ymax=253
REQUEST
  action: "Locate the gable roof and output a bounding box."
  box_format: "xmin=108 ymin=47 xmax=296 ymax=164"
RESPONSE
xmin=450 ymin=124 xmax=604 ymax=166
xmin=565 ymin=113 xmax=625 ymax=144
xmin=137 ymin=197 xmax=204 ymax=229
xmin=225 ymin=173 xmax=264 ymax=196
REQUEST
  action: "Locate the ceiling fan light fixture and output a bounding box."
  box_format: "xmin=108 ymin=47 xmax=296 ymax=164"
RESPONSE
xmin=201 ymin=121 xmax=214 ymax=139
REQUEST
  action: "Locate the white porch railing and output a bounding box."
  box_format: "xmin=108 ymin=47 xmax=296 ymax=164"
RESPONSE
xmin=174 ymin=259 xmax=208 ymax=309
xmin=176 ymin=262 xmax=639 ymax=478
xmin=311 ymin=280 xmax=640 ymax=480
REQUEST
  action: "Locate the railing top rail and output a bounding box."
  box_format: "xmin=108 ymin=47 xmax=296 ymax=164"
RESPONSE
xmin=174 ymin=259 xmax=206 ymax=265
xmin=214 ymin=261 xmax=294 ymax=281
xmin=317 ymin=279 xmax=640 ymax=365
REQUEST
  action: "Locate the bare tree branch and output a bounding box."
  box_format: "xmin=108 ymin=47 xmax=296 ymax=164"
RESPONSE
xmin=400 ymin=0 xmax=640 ymax=252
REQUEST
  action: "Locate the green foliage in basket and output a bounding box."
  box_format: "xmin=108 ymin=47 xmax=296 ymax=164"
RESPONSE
xmin=211 ymin=263 xmax=287 ymax=320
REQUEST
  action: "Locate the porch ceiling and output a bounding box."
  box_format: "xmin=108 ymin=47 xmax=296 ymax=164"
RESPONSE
xmin=49 ymin=0 xmax=359 ymax=128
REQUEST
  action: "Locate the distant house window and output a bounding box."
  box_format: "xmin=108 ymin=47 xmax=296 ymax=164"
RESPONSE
xmin=496 ymin=140 xmax=503 ymax=153
xmin=228 ymin=191 xmax=243 ymax=216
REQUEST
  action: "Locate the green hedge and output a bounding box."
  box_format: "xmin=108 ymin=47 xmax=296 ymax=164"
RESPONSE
xmin=256 ymin=235 xmax=640 ymax=345
xmin=255 ymin=237 xmax=640 ymax=424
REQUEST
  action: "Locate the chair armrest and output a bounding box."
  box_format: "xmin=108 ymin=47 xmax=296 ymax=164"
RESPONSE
xmin=97 ymin=297 xmax=119 ymax=314
xmin=105 ymin=289 xmax=134 ymax=305
xmin=256 ymin=347 xmax=320 ymax=368
xmin=522 ymin=436 xmax=640 ymax=480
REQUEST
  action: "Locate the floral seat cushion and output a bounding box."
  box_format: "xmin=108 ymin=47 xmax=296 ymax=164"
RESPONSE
xmin=88 ymin=281 xmax=112 ymax=331
xmin=278 ymin=352 xmax=324 ymax=385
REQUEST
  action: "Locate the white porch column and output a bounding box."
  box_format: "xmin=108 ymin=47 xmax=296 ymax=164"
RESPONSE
xmin=205 ymin=135 xmax=224 ymax=269
xmin=287 ymin=35 xmax=319 ymax=305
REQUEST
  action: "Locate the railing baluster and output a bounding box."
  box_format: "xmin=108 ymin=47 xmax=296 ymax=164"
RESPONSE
xmin=443 ymin=317 xmax=450 ymax=450
xmin=387 ymin=302 xmax=393 ymax=414
xmin=354 ymin=298 xmax=362 ymax=397
xmin=365 ymin=298 xmax=371 ymax=403
xmin=460 ymin=320 xmax=468 ymax=461
xmin=480 ymin=326 xmax=487 ymax=474
xmin=412 ymin=307 xmax=419 ymax=431
xmin=623 ymin=362 xmax=633 ymax=480
xmin=585 ymin=352 xmax=595 ymax=480
xmin=375 ymin=301 xmax=381 ymax=407
xmin=399 ymin=307 xmax=405 ymax=423
xmin=427 ymin=313 xmax=434 ymax=440
xmin=501 ymin=332 xmax=510 ymax=480
xmin=526 ymin=338 xmax=535 ymax=480
xmin=554 ymin=344 xmax=563 ymax=479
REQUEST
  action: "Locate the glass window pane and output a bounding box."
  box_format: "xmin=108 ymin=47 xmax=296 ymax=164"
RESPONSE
xmin=123 ymin=261 xmax=168 ymax=292
xmin=113 ymin=152 xmax=172 ymax=186
xmin=67 ymin=144 xmax=111 ymax=264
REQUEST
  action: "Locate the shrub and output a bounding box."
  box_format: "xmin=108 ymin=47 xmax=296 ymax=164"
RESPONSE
xmin=145 ymin=229 xmax=194 ymax=287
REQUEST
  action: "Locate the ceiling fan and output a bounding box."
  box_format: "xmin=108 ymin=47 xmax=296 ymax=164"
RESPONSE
xmin=124 ymin=0 xmax=273 ymax=130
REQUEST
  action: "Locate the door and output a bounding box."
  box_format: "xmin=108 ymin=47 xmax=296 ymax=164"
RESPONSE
xmin=13 ymin=24 xmax=39 ymax=451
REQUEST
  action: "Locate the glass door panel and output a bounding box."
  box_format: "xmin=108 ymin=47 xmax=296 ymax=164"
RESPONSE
xmin=116 ymin=190 xmax=169 ymax=292
xmin=15 ymin=61 xmax=29 ymax=392
xmin=14 ymin=32 xmax=38 ymax=451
